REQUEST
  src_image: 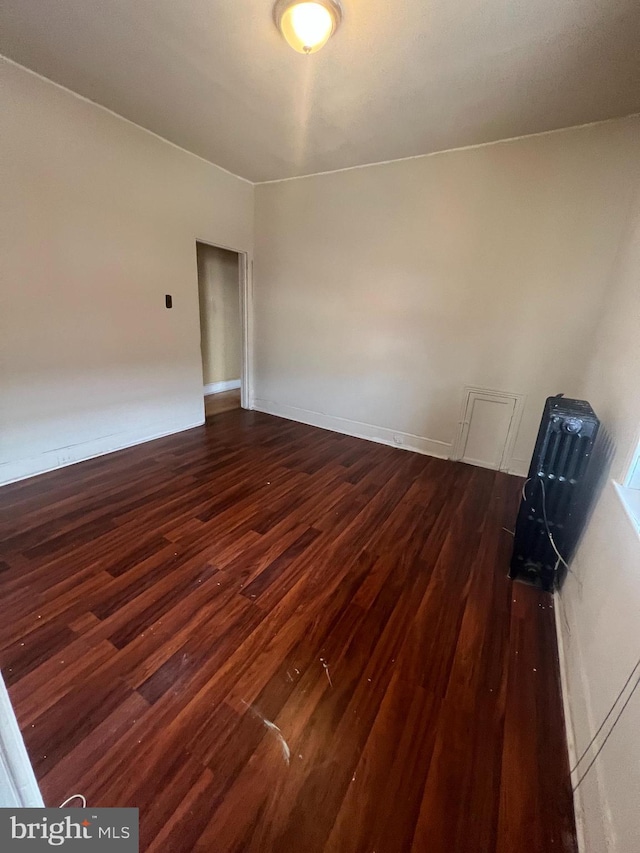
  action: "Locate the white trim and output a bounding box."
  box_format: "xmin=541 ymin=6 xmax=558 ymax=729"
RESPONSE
xmin=0 ymin=417 xmax=203 ymax=487
xmin=4 ymin=55 xmax=636 ymax=187
xmin=628 ymin=458 xmax=640 ymax=490
xmin=623 ymin=434 xmax=640 ymax=489
xmin=0 ymin=672 xmax=44 ymax=808
xmin=255 ymin=114 xmax=640 ymax=184
xmin=204 ymin=379 xmax=241 ymax=395
xmin=507 ymin=458 xmax=530 ymax=478
xmin=613 ymin=481 xmax=640 ymax=537
xmin=451 ymin=386 xmax=526 ymax=472
xmin=194 ymin=242 xmax=253 ymax=411
xmin=253 ymin=399 xmax=452 ymax=458
xmin=553 ymin=594 xmax=586 ymax=853
xmin=239 ymin=253 xmax=253 ymax=410
xmin=0 ymin=55 xmax=253 ymax=185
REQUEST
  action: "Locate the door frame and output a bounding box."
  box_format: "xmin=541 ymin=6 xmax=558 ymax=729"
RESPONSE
xmin=451 ymin=386 xmax=526 ymax=472
xmin=195 ymin=240 xmax=253 ymax=410
xmin=0 ymin=672 xmax=43 ymax=807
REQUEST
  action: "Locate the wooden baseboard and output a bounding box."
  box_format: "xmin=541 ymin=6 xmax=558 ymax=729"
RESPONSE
xmin=204 ymin=379 xmax=241 ymax=395
xmin=252 ymin=399 xmax=452 ymax=459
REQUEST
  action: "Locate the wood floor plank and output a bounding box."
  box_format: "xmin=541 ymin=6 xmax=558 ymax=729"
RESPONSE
xmin=0 ymin=409 xmax=577 ymax=852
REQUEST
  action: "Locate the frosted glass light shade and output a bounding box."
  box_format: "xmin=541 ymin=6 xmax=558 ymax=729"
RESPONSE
xmin=274 ymin=0 xmax=342 ymax=54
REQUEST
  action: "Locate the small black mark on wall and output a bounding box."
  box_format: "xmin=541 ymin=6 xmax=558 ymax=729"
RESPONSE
xmin=165 ymin=294 xmax=173 ymax=309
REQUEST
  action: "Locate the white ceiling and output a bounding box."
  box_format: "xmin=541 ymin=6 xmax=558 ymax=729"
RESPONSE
xmin=1 ymin=0 xmax=639 ymax=182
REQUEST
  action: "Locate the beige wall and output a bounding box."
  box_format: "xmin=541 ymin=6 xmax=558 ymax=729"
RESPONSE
xmin=0 ymin=58 xmax=253 ymax=485
xmin=2 ymin=45 xmax=639 ymax=851
xmin=197 ymin=244 xmax=241 ymax=387
xmin=253 ymin=123 xmax=640 ymax=851
xmin=559 ymin=193 xmax=640 ymax=853
xmin=253 ymin=117 xmax=640 ymax=471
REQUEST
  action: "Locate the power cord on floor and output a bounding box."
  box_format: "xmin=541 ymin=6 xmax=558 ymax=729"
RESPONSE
xmin=571 ymin=655 xmax=640 ymax=775
xmin=572 ymin=667 xmax=640 ymax=791
xmin=59 ymin=794 xmax=87 ymax=808
xmin=538 ymin=476 xmax=570 ymax=572
xmin=521 ymin=475 xmax=569 ymax=569
xmin=523 ymin=469 xmax=639 ymax=789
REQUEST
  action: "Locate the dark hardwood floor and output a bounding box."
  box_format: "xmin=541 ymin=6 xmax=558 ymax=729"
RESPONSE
xmin=204 ymin=388 xmax=241 ymax=418
xmin=0 ymin=409 xmax=576 ymax=852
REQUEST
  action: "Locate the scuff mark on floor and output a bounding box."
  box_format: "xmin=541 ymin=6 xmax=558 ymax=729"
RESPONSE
xmin=241 ymin=700 xmax=291 ymax=765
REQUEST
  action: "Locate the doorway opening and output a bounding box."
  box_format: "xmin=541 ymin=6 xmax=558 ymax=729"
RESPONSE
xmin=196 ymin=241 xmax=247 ymax=418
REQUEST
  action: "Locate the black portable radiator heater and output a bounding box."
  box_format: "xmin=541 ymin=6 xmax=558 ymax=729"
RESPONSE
xmin=509 ymin=395 xmax=599 ymax=590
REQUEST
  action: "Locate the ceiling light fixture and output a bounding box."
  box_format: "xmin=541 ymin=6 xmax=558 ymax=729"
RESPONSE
xmin=274 ymin=0 xmax=342 ymax=54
